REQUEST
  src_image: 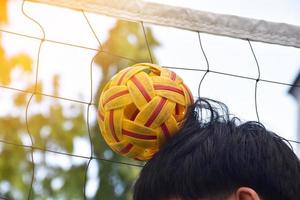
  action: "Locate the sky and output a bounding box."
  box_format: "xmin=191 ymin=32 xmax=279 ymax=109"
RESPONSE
xmin=1 ymin=0 xmax=300 ymax=197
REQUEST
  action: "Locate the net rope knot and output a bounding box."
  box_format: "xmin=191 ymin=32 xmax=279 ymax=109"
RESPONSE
xmin=98 ymin=63 xmax=193 ymax=160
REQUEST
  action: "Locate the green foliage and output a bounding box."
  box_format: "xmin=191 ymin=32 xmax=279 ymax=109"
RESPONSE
xmin=0 ymin=2 xmax=159 ymax=199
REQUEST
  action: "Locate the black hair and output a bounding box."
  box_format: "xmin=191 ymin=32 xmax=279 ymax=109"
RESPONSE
xmin=134 ymin=98 xmax=300 ymax=200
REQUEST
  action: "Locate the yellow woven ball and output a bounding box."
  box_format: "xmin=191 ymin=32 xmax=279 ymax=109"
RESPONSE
xmin=97 ymin=63 xmax=193 ymax=160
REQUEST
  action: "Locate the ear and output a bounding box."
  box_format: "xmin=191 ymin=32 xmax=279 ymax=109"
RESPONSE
xmin=234 ymin=187 xmax=261 ymax=200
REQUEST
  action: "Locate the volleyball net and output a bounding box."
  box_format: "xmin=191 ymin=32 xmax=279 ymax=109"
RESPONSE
xmin=0 ymin=0 xmax=300 ymax=199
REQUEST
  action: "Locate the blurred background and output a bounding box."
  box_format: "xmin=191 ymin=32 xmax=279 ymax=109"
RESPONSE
xmin=0 ymin=0 xmax=300 ymax=199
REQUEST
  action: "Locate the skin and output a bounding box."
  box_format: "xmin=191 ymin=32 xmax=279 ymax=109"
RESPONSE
xmin=167 ymin=187 xmax=261 ymax=200
xmin=229 ymin=187 xmax=261 ymax=200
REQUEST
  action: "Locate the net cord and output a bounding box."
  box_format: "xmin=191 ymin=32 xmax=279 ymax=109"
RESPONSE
xmin=29 ymin=0 xmax=300 ymax=48
xmin=0 ymin=2 xmax=300 ymax=198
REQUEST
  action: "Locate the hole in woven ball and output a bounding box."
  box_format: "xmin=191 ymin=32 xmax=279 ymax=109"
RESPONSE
xmin=142 ymin=68 xmax=151 ymax=74
xmin=173 ymin=103 xmax=187 ymax=122
xmin=144 ymin=148 xmax=156 ymax=156
xmin=141 ymin=68 xmax=160 ymax=77
xmin=124 ymin=103 xmax=140 ymax=121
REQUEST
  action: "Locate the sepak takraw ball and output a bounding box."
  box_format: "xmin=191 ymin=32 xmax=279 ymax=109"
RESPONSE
xmin=97 ymin=63 xmax=193 ymax=160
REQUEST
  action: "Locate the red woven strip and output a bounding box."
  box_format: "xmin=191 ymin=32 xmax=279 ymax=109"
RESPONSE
xmin=183 ymin=83 xmax=193 ymax=103
xmin=117 ymin=68 xmax=130 ymax=85
xmin=109 ymin=111 xmax=120 ymax=142
xmin=98 ymin=110 xmax=104 ymax=121
xmin=145 ymin=98 xmax=167 ymax=127
xmin=131 ymin=76 xmax=152 ymax=102
xmin=170 ymin=71 xmax=176 ymax=81
xmin=154 ymin=84 xmax=184 ymax=95
xmin=120 ymin=143 xmax=133 ymax=154
xmin=123 ymin=129 xmax=157 ymax=140
xmin=103 ymin=90 xmax=129 ymax=105
xmin=130 ymin=109 xmax=139 ymax=121
xmin=161 ymin=123 xmax=171 ymax=140
xmin=175 ymin=104 xmax=180 ymax=115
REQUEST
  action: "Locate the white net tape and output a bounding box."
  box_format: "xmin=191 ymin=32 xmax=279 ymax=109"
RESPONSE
xmin=31 ymin=0 xmax=300 ymax=48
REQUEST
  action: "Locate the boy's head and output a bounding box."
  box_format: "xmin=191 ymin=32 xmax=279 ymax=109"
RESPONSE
xmin=134 ymin=98 xmax=300 ymax=200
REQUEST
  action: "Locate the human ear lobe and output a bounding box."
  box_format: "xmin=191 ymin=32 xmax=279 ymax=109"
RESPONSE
xmin=235 ymin=187 xmax=261 ymax=200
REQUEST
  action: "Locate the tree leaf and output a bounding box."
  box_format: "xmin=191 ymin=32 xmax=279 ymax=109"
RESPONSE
xmin=13 ymin=92 xmax=27 ymax=106
xmin=11 ymin=53 xmax=32 ymax=72
xmin=0 ymin=0 xmax=8 ymax=24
